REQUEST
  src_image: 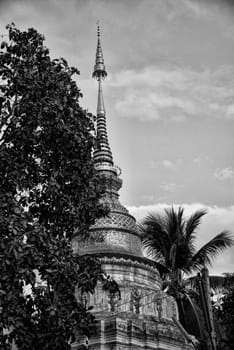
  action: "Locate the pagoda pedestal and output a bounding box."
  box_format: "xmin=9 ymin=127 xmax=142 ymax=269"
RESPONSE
xmin=72 ymin=255 xmax=195 ymax=350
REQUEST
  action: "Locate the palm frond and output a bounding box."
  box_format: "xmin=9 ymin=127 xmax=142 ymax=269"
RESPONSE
xmin=190 ymin=231 xmax=234 ymax=271
xmin=165 ymin=206 xmax=185 ymax=242
xmin=185 ymin=209 xmax=207 ymax=242
xmin=142 ymin=236 xmax=166 ymax=262
xmin=140 ymin=207 xmax=233 ymax=291
xmin=141 ymin=212 xmax=166 ymax=233
xmin=152 ymin=261 xmax=171 ymax=278
xmin=140 ymin=213 xmax=170 ymax=261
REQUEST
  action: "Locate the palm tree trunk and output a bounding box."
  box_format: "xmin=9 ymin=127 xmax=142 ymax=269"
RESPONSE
xmin=176 ymin=296 xmax=186 ymax=329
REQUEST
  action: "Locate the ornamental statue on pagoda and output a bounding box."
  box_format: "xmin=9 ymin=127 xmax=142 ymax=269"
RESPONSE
xmin=72 ymin=25 xmax=195 ymax=350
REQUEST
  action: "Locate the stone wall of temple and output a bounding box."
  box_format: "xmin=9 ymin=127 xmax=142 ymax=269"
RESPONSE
xmin=72 ymin=256 xmax=195 ymax=350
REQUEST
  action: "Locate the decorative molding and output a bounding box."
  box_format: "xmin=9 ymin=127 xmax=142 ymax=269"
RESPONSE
xmin=99 ymin=256 xmax=161 ymax=276
xmin=91 ymin=212 xmax=138 ymax=232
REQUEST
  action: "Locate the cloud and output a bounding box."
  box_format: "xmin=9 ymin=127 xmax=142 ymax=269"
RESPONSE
xmin=150 ymin=158 xmax=182 ymax=170
xmin=128 ymin=202 xmax=234 ymax=226
xmin=160 ymin=183 xmax=183 ymax=193
xmin=168 ymin=0 xmax=213 ymax=21
xmin=162 ymin=159 xmax=182 ymax=169
xmin=109 ymin=67 xmax=196 ymax=121
xmin=214 ymin=167 xmax=234 ymax=181
xmin=108 ymin=66 xmax=234 ymax=122
xmin=193 ymin=155 xmax=203 ymax=164
xmin=192 ymin=155 xmax=211 ymax=166
xmin=128 ymin=203 xmax=234 ymax=275
xmin=168 ymin=0 xmax=234 ymax=40
xmin=1 ymin=1 xmax=233 ymax=121
xmin=226 ymin=104 xmax=234 ymax=119
xmin=162 ymin=160 xmax=174 ymax=169
xmin=160 ymin=183 xmax=175 ymax=192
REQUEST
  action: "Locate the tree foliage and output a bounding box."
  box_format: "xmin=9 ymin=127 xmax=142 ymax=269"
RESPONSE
xmin=213 ymin=274 xmax=234 ymax=349
xmin=220 ymin=288 xmax=234 ymax=348
xmin=0 ymin=24 xmax=110 ymax=349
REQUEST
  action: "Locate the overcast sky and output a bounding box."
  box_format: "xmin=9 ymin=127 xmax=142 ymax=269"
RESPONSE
xmin=1 ymin=0 xmax=234 ymax=275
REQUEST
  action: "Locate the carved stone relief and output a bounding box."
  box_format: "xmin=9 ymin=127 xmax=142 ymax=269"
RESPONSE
xmin=108 ymin=291 xmax=120 ymax=312
xmin=130 ymin=286 xmax=142 ymax=314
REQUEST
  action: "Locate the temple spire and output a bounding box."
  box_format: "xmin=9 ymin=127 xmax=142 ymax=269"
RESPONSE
xmin=92 ymin=22 xmax=107 ymax=80
xmin=92 ymin=22 xmax=113 ymax=165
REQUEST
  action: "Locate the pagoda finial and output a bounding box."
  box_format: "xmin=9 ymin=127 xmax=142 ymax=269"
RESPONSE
xmin=92 ymin=21 xmax=107 ymax=80
xmin=93 ymin=22 xmax=113 ymax=165
xmin=97 ymin=20 xmax=100 ymax=37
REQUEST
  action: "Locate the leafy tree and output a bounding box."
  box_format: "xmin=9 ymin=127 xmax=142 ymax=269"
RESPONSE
xmin=221 ymin=288 xmax=234 ymax=348
xmin=213 ymin=273 xmax=234 ymax=350
xmin=0 ymin=24 xmax=110 ymax=349
xmin=140 ymin=206 xmax=233 ymax=340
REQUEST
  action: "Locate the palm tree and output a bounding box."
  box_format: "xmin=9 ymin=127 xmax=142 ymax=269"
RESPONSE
xmin=140 ymin=206 xmax=233 ymax=340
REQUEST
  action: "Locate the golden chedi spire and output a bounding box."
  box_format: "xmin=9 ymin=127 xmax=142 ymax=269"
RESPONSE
xmin=73 ymin=23 xmax=143 ymax=259
xmin=92 ymin=22 xmax=107 ymax=80
xmin=92 ymin=23 xmax=113 ymax=166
